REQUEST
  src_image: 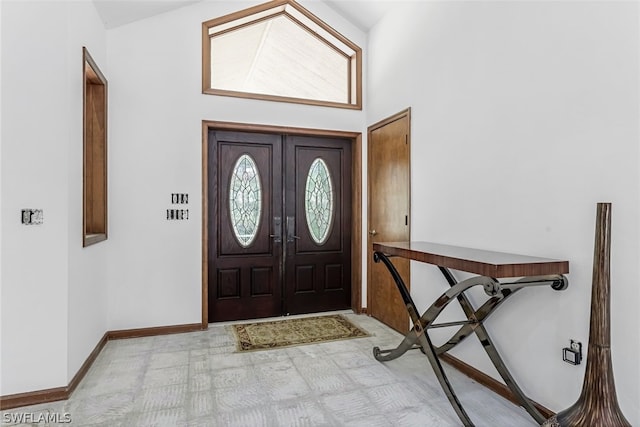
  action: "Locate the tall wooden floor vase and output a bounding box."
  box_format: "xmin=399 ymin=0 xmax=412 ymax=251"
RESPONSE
xmin=544 ymin=203 xmax=630 ymax=427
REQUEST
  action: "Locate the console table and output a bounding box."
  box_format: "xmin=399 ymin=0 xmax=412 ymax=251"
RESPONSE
xmin=372 ymin=241 xmax=569 ymax=427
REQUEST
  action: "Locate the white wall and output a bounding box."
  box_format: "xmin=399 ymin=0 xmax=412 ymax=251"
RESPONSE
xmin=637 ymin=4 xmax=640 ymax=418
xmin=368 ymin=1 xmax=639 ymax=423
xmin=0 ymin=0 xmax=4 ymax=392
xmin=0 ymin=1 xmax=108 ymax=395
xmin=105 ymin=0 xmax=366 ymax=330
xmin=1 ymin=0 xmax=70 ymax=395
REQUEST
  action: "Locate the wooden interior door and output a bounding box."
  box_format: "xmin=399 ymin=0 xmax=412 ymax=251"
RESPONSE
xmin=284 ymin=136 xmax=352 ymax=315
xmin=208 ymin=131 xmax=352 ymax=322
xmin=367 ymin=110 xmax=411 ymax=333
xmin=208 ymin=131 xmax=283 ymax=322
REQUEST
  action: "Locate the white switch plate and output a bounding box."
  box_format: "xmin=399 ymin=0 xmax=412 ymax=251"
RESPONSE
xmin=22 ymin=209 xmax=43 ymax=225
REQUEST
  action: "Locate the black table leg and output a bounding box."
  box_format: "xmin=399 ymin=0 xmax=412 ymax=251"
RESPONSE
xmin=436 ymin=269 xmax=557 ymax=424
xmin=373 ymin=328 xmax=419 ymax=361
xmin=373 ymin=252 xmax=475 ymax=426
xmin=372 ymin=251 xmax=566 ymax=427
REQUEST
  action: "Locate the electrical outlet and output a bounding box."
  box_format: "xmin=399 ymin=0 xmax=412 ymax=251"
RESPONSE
xmin=563 ymin=339 xmax=582 ymax=365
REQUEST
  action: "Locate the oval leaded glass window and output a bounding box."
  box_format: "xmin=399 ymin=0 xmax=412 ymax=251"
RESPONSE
xmin=229 ymin=154 xmax=262 ymax=247
xmin=305 ymin=158 xmax=334 ymax=245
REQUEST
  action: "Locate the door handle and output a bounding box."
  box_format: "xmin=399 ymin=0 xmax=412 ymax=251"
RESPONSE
xmin=286 ymin=216 xmax=300 ymax=242
xmin=270 ymin=217 xmax=282 ymax=243
xmin=368 ymin=229 xmax=378 ymax=236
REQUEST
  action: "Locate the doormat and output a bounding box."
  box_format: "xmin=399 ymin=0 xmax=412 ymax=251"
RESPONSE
xmin=231 ymin=314 xmax=370 ymax=352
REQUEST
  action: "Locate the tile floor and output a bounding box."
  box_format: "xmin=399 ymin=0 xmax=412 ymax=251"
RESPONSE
xmin=1 ymin=312 xmax=537 ymax=426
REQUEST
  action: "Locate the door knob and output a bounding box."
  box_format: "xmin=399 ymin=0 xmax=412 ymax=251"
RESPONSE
xmin=368 ymin=229 xmax=378 ymax=236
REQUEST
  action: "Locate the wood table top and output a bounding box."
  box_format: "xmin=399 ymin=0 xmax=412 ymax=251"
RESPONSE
xmin=373 ymin=241 xmax=569 ymax=278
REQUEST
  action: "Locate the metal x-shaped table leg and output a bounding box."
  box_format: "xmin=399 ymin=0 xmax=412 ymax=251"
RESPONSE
xmin=373 ymin=252 xmax=564 ymax=426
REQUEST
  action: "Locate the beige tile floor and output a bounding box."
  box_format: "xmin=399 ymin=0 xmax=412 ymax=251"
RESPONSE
xmin=1 ymin=312 xmax=536 ymax=426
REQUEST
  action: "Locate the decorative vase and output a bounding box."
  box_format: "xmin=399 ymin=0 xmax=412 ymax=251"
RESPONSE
xmin=543 ymin=203 xmax=630 ymax=427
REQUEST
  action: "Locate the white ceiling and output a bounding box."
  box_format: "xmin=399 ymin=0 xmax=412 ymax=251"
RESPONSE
xmin=323 ymin=0 xmax=397 ymax=31
xmin=92 ymin=0 xmax=396 ymax=31
xmin=93 ymin=0 xmax=201 ymax=29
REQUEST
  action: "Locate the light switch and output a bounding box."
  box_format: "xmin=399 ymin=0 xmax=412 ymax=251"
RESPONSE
xmin=22 ymin=209 xmax=43 ymax=225
xmin=171 ymin=193 xmax=189 ymax=204
xmin=167 ymin=209 xmax=189 ymax=220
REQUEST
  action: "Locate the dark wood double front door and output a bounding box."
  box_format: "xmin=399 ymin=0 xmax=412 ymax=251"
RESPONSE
xmin=208 ymin=130 xmax=352 ymax=322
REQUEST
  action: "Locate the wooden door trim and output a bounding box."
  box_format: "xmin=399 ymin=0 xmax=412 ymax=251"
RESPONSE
xmin=368 ymin=108 xmax=411 ymax=134
xmin=202 ymin=120 xmax=363 ymax=328
xmin=366 ymin=108 xmax=411 ymax=314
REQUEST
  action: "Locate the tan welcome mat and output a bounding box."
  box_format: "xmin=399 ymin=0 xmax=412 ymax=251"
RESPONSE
xmin=231 ymin=314 xmax=370 ymax=352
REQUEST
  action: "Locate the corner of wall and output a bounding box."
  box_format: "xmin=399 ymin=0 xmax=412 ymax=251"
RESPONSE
xmin=65 ymin=0 xmax=110 ymax=384
xmin=0 ymin=0 xmax=71 ymax=395
xmin=0 ymin=0 xmax=4 ymax=393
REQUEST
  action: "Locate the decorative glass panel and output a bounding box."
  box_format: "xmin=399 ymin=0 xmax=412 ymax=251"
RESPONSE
xmin=229 ymin=154 xmax=262 ymax=247
xmin=305 ymin=158 xmax=334 ymax=244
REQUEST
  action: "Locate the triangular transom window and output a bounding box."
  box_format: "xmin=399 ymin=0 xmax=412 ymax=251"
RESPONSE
xmin=203 ymin=0 xmax=362 ymax=109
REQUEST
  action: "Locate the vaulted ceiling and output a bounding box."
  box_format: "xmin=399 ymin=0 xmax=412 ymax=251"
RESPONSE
xmin=92 ymin=0 xmax=395 ymax=31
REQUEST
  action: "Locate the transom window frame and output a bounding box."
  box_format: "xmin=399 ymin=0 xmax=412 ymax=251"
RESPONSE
xmin=202 ymin=0 xmax=362 ymax=110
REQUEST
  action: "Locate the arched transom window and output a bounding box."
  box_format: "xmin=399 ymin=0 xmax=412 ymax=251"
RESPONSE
xmin=202 ymin=0 xmax=362 ymax=109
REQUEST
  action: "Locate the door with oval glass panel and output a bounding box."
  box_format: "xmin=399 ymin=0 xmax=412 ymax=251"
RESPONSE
xmin=208 ymin=131 xmax=351 ymax=322
xmin=284 ymin=136 xmax=351 ymax=315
